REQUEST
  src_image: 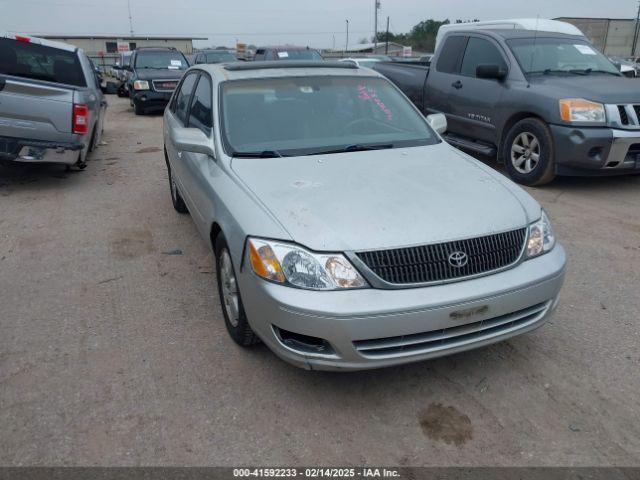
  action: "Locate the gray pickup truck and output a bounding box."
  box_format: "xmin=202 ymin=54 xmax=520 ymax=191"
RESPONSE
xmin=375 ymin=25 xmax=640 ymax=185
xmin=0 ymin=33 xmax=107 ymax=169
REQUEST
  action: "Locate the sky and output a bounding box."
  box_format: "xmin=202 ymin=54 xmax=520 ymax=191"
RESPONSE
xmin=1 ymin=0 xmax=638 ymax=49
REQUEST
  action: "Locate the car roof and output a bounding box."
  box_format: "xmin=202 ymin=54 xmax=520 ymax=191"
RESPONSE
xmin=446 ymin=28 xmax=586 ymax=42
xmin=197 ymin=61 xmax=383 ymax=81
xmin=257 ymin=46 xmax=315 ymax=51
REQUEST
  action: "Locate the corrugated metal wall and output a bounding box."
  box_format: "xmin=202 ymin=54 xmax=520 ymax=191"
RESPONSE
xmin=557 ymin=18 xmax=640 ymax=56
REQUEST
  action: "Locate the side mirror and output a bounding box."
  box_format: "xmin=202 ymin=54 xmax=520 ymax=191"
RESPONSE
xmin=612 ymin=61 xmax=622 ymax=72
xmin=427 ymin=113 xmax=447 ymax=135
xmin=476 ymin=64 xmax=506 ymax=80
xmin=172 ymin=127 xmax=215 ymax=157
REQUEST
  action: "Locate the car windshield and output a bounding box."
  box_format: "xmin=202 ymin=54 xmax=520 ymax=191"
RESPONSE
xmin=275 ymin=50 xmax=323 ymax=60
xmin=206 ymin=51 xmax=237 ymax=63
xmin=507 ymin=37 xmax=620 ymax=75
xmin=220 ymin=76 xmax=438 ymax=157
xmin=135 ymin=51 xmax=187 ymax=70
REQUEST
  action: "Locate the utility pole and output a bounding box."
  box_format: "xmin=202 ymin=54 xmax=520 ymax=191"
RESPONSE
xmin=345 ymin=19 xmax=349 ymax=54
xmin=374 ymin=0 xmax=380 ymax=51
xmin=127 ymin=0 xmax=134 ymax=37
xmin=385 ymin=16 xmax=390 ymax=54
xmin=633 ymin=0 xmax=640 ymax=56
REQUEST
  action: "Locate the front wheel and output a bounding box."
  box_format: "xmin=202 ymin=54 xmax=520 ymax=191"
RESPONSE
xmin=214 ymin=235 xmax=260 ymax=347
xmin=502 ymin=118 xmax=556 ymax=186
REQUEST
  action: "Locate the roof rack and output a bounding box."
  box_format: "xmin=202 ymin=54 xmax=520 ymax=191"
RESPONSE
xmin=224 ymin=61 xmax=358 ymax=71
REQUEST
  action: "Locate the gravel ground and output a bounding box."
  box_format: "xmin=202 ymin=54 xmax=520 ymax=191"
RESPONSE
xmin=1 ymin=96 xmax=639 ymax=467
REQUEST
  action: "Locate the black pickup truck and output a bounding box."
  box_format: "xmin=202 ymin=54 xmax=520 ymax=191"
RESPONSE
xmin=375 ymin=29 xmax=640 ymax=185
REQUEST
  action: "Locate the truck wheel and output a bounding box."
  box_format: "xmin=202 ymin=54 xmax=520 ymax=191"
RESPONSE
xmin=133 ymin=102 xmax=144 ymax=115
xmin=502 ymin=118 xmax=556 ymax=186
xmin=214 ymin=234 xmax=260 ymax=347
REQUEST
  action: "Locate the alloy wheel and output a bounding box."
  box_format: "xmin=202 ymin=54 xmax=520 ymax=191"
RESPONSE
xmin=511 ymin=132 xmax=541 ymax=174
xmin=219 ymin=249 xmax=240 ymax=328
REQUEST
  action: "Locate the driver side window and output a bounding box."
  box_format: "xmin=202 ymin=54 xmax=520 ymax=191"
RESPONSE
xmin=460 ymin=37 xmax=507 ymax=77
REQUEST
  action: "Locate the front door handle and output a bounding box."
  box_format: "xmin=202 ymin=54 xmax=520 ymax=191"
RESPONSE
xmin=452 ymin=80 xmax=463 ymax=89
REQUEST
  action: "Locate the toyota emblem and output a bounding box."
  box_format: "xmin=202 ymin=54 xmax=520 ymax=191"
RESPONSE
xmin=448 ymin=251 xmax=468 ymax=268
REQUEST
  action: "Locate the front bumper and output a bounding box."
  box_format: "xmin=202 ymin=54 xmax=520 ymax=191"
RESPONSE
xmin=238 ymin=245 xmax=567 ymax=371
xmin=0 ymin=136 xmax=84 ymax=165
xmin=131 ymin=89 xmax=173 ymax=111
xmin=550 ymin=124 xmax=640 ymax=175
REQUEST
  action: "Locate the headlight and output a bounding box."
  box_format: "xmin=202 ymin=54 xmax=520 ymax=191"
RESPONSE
xmin=526 ymin=211 xmax=556 ymax=258
xmin=247 ymin=238 xmax=368 ymax=290
xmin=559 ymin=98 xmax=605 ymax=123
xmin=133 ymin=80 xmax=150 ymax=90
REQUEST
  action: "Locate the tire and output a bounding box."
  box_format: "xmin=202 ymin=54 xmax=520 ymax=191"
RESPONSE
xmin=133 ymin=101 xmax=144 ymax=115
xmin=166 ymin=161 xmax=188 ymax=214
xmin=214 ymin=235 xmax=260 ymax=347
xmin=502 ymin=118 xmax=556 ymax=186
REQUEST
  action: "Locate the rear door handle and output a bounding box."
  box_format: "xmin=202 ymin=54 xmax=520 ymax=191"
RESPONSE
xmin=452 ymin=80 xmax=463 ymax=89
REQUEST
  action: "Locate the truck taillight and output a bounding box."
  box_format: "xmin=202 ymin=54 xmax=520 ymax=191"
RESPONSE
xmin=14 ymin=35 xmax=31 ymax=42
xmin=73 ymin=104 xmax=89 ymax=134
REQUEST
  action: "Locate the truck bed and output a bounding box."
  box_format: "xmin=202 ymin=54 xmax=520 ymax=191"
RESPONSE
xmin=374 ymin=62 xmax=429 ymax=112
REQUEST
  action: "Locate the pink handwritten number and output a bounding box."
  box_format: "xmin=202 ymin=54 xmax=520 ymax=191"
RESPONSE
xmin=357 ymin=84 xmax=393 ymax=121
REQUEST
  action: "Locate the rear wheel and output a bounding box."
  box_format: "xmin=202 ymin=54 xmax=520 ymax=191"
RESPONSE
xmin=502 ymin=118 xmax=556 ymax=186
xmin=214 ymin=235 xmax=259 ymax=347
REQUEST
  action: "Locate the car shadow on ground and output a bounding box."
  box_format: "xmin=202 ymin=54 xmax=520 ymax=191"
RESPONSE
xmin=0 ymin=162 xmax=86 ymax=193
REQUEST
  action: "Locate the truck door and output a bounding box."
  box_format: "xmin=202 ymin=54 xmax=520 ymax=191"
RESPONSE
xmin=446 ymin=35 xmax=508 ymax=144
xmin=423 ymin=35 xmax=467 ymax=116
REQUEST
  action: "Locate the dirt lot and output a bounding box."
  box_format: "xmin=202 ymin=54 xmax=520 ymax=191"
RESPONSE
xmin=1 ymin=96 xmax=639 ymax=466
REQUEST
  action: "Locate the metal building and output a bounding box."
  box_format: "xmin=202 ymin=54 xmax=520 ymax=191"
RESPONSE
xmin=555 ymin=17 xmax=640 ymax=56
xmin=29 ymin=34 xmax=206 ymax=67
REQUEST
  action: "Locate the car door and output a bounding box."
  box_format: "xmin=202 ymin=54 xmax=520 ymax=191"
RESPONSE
xmin=164 ymin=71 xmax=199 ymax=212
xmin=423 ymin=35 xmax=467 ymax=117
xmin=179 ymin=73 xmax=216 ymax=234
xmin=446 ymin=34 xmax=509 ymax=144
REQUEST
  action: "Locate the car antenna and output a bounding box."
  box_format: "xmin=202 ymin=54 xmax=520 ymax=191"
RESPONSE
xmin=527 ymin=15 xmax=540 ymax=86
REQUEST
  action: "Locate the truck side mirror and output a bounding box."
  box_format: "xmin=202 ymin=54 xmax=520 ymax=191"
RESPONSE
xmin=476 ymin=64 xmax=506 ymax=80
xmin=427 ymin=113 xmax=447 ymax=134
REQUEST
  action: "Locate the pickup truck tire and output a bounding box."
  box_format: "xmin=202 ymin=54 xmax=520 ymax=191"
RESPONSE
xmin=166 ymin=162 xmax=189 ymax=214
xmin=502 ymin=118 xmax=556 ymax=186
xmin=214 ymin=235 xmax=260 ymax=347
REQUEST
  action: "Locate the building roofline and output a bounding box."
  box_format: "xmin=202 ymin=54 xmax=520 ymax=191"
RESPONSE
xmin=25 ymin=33 xmax=207 ymax=40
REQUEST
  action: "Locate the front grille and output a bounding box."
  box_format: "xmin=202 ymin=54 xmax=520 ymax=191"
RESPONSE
xmin=356 ymin=228 xmax=527 ymax=285
xmin=618 ymin=106 xmax=630 ymax=125
xmin=152 ymin=79 xmax=179 ymax=92
xmin=353 ymin=301 xmax=550 ymax=358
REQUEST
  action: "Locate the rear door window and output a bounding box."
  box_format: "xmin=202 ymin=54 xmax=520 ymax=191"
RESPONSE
xmin=188 ymin=75 xmax=213 ymax=136
xmin=0 ymin=37 xmax=86 ymax=86
xmin=435 ymin=35 xmax=467 ymax=74
xmin=460 ymin=37 xmax=507 ymax=77
xmin=173 ymin=72 xmax=199 ymax=125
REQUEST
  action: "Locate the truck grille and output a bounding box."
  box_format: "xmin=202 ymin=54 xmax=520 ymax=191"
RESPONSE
xmin=609 ymin=104 xmax=640 ymax=128
xmin=356 ymin=228 xmax=527 ymax=285
xmin=152 ymin=79 xmax=179 ymax=92
xmin=353 ymin=301 xmax=550 ymax=358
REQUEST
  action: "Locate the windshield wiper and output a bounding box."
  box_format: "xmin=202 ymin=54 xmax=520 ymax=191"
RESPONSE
xmin=305 ymin=143 xmax=394 ymax=156
xmin=231 ymin=150 xmax=284 ymax=158
xmin=577 ymin=68 xmax=621 ymax=76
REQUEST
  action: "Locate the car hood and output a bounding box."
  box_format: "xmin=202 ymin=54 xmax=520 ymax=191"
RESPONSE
xmin=232 ymin=143 xmax=540 ymax=252
xmin=528 ymin=74 xmax=640 ymax=103
xmin=135 ymin=69 xmax=186 ymax=81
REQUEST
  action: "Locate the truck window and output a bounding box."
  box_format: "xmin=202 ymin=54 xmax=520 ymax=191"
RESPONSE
xmin=460 ymin=37 xmax=507 ymax=77
xmin=254 ymin=49 xmax=265 ymax=61
xmin=174 ymin=72 xmax=199 ymax=125
xmin=435 ymin=36 xmax=467 ymax=74
xmin=188 ymin=75 xmax=213 ymax=136
xmin=0 ymin=37 xmax=86 ymax=87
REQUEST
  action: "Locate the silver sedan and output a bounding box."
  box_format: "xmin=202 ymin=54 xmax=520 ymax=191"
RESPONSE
xmin=162 ymin=61 xmax=566 ymax=371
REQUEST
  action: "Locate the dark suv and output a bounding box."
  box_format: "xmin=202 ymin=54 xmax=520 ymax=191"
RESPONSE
xmin=127 ymin=47 xmax=189 ymax=115
xmin=253 ymin=46 xmax=322 ymax=61
xmin=193 ymin=49 xmax=237 ymax=64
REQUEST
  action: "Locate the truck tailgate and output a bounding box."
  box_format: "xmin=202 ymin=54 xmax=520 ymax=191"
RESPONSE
xmin=0 ymin=76 xmax=75 ymax=142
